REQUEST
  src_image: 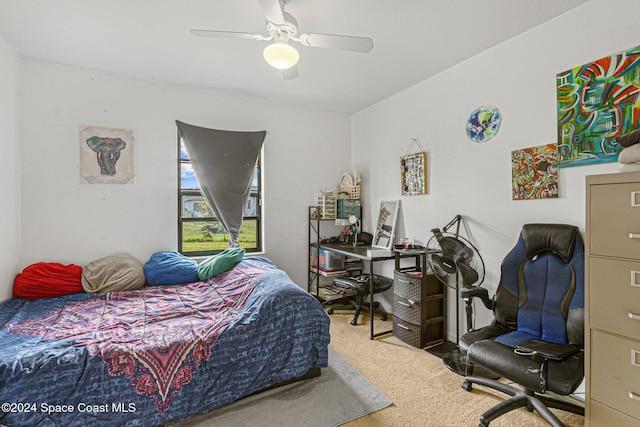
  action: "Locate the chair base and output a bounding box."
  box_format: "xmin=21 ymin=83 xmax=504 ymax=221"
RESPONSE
xmin=327 ymin=298 xmax=388 ymax=325
xmin=462 ymin=375 xmax=584 ymax=427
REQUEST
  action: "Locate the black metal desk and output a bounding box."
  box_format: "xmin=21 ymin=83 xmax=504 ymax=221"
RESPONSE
xmin=319 ymin=242 xmax=401 ymax=340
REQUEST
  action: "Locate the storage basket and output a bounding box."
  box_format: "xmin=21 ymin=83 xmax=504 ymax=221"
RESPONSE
xmin=339 ymin=183 xmax=360 ymax=199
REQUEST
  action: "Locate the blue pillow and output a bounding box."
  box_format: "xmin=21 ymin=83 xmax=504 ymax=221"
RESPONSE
xmin=197 ymin=248 xmax=245 ymax=281
xmin=144 ymin=251 xmax=199 ymax=286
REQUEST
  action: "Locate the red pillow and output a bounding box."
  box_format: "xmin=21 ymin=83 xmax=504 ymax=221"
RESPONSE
xmin=13 ymin=262 xmax=83 ymax=300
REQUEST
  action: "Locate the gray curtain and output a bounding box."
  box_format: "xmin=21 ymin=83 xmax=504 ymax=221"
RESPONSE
xmin=176 ymin=121 xmax=266 ymax=247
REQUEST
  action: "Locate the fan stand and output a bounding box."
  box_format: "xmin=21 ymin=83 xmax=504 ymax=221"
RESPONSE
xmin=442 ymin=289 xmax=499 ymax=379
xmin=428 ymin=215 xmax=497 ymax=378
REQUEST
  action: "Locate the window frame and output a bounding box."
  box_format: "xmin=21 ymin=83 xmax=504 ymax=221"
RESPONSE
xmin=177 ymin=138 xmax=262 ymax=256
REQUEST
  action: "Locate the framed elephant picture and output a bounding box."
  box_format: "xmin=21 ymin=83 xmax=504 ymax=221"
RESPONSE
xmin=79 ymin=125 xmax=135 ymax=184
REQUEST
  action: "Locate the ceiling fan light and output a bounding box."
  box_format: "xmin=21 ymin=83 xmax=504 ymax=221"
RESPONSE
xmin=263 ymin=41 xmax=299 ymax=70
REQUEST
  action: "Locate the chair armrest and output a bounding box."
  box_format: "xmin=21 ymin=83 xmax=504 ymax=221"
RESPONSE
xmin=458 ymin=286 xmax=494 ymax=310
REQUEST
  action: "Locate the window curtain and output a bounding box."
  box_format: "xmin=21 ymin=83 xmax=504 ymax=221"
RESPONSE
xmin=176 ymin=121 xmax=266 ymax=247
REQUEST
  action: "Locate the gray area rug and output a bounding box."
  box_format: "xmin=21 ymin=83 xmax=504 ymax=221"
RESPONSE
xmin=170 ymin=346 xmax=392 ymax=427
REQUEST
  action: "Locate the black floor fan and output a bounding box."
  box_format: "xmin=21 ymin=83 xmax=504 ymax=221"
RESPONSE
xmin=425 ymin=215 xmax=496 ymax=378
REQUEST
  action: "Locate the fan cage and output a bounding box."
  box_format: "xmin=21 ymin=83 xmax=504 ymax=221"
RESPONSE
xmin=426 ymin=232 xmax=485 ymax=290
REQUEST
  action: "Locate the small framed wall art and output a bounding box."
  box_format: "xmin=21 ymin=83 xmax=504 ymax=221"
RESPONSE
xmin=401 ymin=138 xmax=428 ymax=196
xmin=511 ymin=143 xmax=558 ymax=200
xmin=79 ymin=125 xmax=135 ymax=184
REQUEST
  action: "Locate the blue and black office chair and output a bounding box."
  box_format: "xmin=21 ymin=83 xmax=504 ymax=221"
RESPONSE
xmin=457 ymin=223 xmax=585 ymax=427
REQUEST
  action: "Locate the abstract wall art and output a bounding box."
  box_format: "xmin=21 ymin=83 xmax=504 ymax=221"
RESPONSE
xmin=511 ymin=143 xmax=558 ymax=200
xmin=80 ymin=125 xmax=135 ymax=184
xmin=556 ymin=44 xmax=640 ymax=167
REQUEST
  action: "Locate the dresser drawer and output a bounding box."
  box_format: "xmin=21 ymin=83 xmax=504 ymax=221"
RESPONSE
xmin=590 ymin=182 xmax=640 ymax=259
xmin=590 ymin=401 xmax=640 ymax=427
xmin=394 ymin=294 xmax=422 ymax=324
xmin=393 ymin=317 xmax=442 ymax=348
xmin=394 ymin=271 xmax=423 ymax=301
xmin=591 ymin=330 xmax=640 ymax=421
xmin=393 ymin=318 xmax=423 ymax=348
xmin=393 ymin=271 xmax=442 ymax=300
xmin=590 ymin=257 xmax=640 ymax=340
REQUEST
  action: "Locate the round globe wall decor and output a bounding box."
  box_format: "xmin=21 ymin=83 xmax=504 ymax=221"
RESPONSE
xmin=466 ymin=105 xmax=502 ymax=143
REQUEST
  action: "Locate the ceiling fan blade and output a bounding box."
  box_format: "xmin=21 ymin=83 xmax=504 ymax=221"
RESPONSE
xmin=258 ymin=0 xmax=285 ymax=25
xmin=282 ymin=66 xmax=299 ymax=80
xmin=298 ymin=33 xmax=374 ymax=53
xmin=190 ymin=29 xmax=267 ymax=41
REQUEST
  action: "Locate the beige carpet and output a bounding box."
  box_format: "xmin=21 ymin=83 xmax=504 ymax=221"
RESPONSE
xmin=328 ymin=310 xmax=585 ymax=427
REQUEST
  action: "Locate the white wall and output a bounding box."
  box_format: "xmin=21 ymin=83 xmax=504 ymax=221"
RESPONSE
xmin=0 ymin=36 xmax=21 ymax=300
xmin=351 ymin=0 xmax=640 ymax=341
xmin=20 ymin=60 xmax=351 ymax=288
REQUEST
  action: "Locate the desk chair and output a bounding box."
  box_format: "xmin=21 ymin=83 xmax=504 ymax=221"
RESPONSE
xmin=328 ymin=274 xmax=393 ymax=325
xmin=458 ymin=224 xmax=584 ymax=426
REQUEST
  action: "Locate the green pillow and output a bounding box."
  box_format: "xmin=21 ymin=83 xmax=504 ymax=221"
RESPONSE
xmin=197 ymin=247 xmax=245 ymax=281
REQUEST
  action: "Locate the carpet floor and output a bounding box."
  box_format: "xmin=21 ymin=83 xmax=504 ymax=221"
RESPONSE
xmin=169 ymin=346 xmax=391 ymax=427
xmin=328 ymin=310 xmax=585 ymax=427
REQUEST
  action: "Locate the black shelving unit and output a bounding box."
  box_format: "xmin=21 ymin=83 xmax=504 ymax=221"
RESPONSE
xmin=307 ymin=205 xmax=362 ymax=303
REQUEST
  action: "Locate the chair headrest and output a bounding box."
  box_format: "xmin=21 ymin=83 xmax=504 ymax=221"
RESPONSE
xmin=522 ymin=224 xmax=579 ymax=263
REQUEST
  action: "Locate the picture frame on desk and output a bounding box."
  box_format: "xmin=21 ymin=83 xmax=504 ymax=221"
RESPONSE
xmin=372 ymin=200 xmax=400 ymax=250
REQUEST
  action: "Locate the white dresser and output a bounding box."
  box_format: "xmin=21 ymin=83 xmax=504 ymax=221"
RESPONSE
xmin=586 ymin=171 xmax=640 ymax=426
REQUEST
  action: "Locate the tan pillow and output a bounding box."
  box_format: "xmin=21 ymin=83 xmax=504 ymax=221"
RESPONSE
xmin=618 ymin=143 xmax=640 ymax=164
xmin=82 ymin=253 xmax=146 ymax=293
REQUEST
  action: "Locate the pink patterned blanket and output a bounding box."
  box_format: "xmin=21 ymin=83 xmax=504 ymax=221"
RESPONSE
xmin=6 ymin=261 xmax=267 ymax=413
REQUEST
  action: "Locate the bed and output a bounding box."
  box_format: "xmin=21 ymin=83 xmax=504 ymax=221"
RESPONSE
xmin=0 ymin=256 xmax=330 ymax=426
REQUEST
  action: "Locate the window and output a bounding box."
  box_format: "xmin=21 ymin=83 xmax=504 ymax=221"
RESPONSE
xmin=178 ymin=139 xmax=262 ymax=256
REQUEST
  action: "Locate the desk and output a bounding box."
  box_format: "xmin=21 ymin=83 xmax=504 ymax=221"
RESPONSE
xmin=319 ymin=242 xmax=404 ymax=340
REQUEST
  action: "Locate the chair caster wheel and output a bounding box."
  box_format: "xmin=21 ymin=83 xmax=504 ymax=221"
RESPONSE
xmin=462 ymin=380 xmax=472 ymax=392
xmin=327 ymin=308 xmax=334 ymax=315
xmin=380 ymin=314 xmax=388 ymax=321
xmin=350 ymin=319 xmax=357 ymax=326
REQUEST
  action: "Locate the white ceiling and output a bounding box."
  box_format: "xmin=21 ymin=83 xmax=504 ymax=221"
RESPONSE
xmin=0 ymin=0 xmax=589 ymax=114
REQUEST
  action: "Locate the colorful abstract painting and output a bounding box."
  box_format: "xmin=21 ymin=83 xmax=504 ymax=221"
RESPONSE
xmin=556 ymin=44 xmax=640 ymax=167
xmin=400 ymin=152 xmax=427 ymax=195
xmin=511 ymin=143 xmax=558 ymax=200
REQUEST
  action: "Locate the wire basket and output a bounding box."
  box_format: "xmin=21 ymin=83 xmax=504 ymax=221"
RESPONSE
xmin=339 ymin=183 xmax=360 ymax=199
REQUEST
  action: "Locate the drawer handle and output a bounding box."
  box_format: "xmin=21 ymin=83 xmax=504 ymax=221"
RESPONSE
xmin=629 ymin=391 xmax=640 ymax=402
xmin=628 ymin=312 xmax=640 ymax=321
xmin=632 ymin=349 xmax=640 ymax=368
xmin=398 ymin=300 xmax=416 ymax=308
xmin=630 ymin=234 xmax=640 ymax=239
xmin=633 ymin=271 xmax=640 ymax=288
xmin=396 ymin=323 xmax=412 ymax=331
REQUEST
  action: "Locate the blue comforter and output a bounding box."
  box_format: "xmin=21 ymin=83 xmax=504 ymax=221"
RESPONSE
xmin=0 ymin=257 xmax=330 ymax=426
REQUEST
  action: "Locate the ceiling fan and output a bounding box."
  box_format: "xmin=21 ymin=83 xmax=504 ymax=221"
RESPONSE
xmin=190 ymin=0 xmax=374 ymax=79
